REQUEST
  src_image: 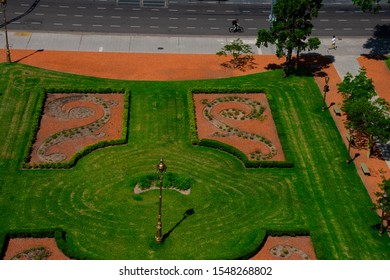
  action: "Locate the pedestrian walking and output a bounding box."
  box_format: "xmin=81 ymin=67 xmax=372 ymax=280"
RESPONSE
xmin=331 ymin=35 xmax=337 ymax=49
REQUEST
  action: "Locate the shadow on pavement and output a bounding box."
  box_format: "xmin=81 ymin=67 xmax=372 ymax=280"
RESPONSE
xmin=362 ymin=24 xmax=390 ymax=59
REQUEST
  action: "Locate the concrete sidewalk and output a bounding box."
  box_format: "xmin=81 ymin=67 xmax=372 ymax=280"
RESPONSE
xmin=2 ymin=31 xmax=375 ymax=78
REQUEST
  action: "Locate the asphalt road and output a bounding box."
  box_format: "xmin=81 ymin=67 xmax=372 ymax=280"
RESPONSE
xmin=1 ymin=0 xmax=390 ymax=37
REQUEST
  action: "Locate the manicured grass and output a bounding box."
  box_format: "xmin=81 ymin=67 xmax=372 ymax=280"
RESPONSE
xmin=386 ymin=57 xmax=390 ymax=70
xmin=0 ymin=63 xmax=389 ymax=260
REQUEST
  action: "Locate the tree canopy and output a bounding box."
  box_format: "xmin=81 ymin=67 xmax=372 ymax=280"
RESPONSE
xmin=338 ymin=68 xmax=390 ymax=157
xmin=256 ymin=0 xmax=322 ymax=76
xmin=352 ymin=0 xmax=390 ymax=12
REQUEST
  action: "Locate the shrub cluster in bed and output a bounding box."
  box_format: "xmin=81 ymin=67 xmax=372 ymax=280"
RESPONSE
xmin=132 ymin=172 xmax=194 ymax=191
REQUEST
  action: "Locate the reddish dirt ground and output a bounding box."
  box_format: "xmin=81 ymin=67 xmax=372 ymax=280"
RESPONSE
xmin=250 ymin=236 xmax=317 ymax=260
xmin=194 ymin=93 xmax=285 ymax=161
xmin=30 ymin=93 xmax=124 ymax=165
xmin=4 ymin=238 xmax=70 ymax=260
xmin=1 ymin=48 xmax=389 ymax=259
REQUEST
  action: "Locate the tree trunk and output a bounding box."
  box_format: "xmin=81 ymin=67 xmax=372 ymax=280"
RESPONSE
xmin=296 ymin=47 xmax=302 ymax=70
xmin=284 ymin=48 xmax=293 ymax=77
xmin=367 ymin=134 xmax=374 ymax=158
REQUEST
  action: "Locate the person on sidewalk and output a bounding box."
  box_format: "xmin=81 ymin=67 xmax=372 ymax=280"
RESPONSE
xmin=331 ymin=35 xmax=337 ymax=49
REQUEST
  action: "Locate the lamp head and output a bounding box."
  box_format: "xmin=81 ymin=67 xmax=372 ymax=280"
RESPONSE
xmin=325 ymin=76 xmax=330 ymax=84
xmin=157 ymin=159 xmax=167 ymax=173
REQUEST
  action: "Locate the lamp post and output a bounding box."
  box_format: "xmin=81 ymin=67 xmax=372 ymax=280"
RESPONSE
xmin=155 ymin=158 xmax=167 ymax=244
xmin=379 ymin=190 xmax=389 ymax=236
xmin=269 ymin=0 xmax=275 ymax=28
xmin=0 ymin=0 xmax=11 ymax=63
xmin=346 ymin=126 xmax=354 ymax=165
xmin=322 ymin=76 xmax=330 ymax=111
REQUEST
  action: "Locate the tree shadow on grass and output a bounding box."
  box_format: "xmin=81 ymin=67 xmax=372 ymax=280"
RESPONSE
xmin=162 ymin=209 xmax=195 ymax=242
xmin=362 ymin=24 xmax=390 ymax=60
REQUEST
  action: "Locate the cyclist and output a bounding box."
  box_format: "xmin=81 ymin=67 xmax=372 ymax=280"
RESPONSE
xmin=232 ymin=19 xmax=239 ymax=32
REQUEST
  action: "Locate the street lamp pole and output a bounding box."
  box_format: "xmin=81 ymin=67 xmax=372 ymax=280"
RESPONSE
xmin=322 ymin=76 xmax=330 ymax=111
xmin=0 ymin=0 xmax=11 ymax=63
xmin=346 ymin=126 xmax=354 ymax=165
xmin=155 ymin=158 xmax=167 ymax=244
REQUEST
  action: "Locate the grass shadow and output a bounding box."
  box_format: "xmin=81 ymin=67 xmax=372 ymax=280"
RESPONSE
xmin=162 ymin=209 xmax=195 ymax=242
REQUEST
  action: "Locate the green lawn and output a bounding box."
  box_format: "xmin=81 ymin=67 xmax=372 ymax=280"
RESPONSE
xmin=386 ymin=57 xmax=390 ymax=70
xmin=0 ymin=63 xmax=389 ymax=260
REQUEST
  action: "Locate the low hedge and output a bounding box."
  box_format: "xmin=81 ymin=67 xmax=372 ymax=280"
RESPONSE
xmin=22 ymin=88 xmax=130 ymax=169
xmin=0 ymin=228 xmax=90 ymax=260
xmin=199 ymin=139 xmax=294 ymax=168
xmin=239 ymin=228 xmax=311 ymax=260
xmin=132 ymin=172 xmax=194 ymax=191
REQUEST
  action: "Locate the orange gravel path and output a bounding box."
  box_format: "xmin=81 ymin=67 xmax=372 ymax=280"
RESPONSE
xmin=0 ymin=49 xmax=283 ymax=81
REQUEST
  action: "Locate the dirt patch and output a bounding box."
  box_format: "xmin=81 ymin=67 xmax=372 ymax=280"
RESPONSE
xmin=194 ymin=93 xmax=285 ymax=161
xmin=30 ymin=93 xmax=124 ymax=164
xmin=3 ymin=238 xmax=70 ymax=260
xmin=250 ymin=236 xmax=317 ymax=260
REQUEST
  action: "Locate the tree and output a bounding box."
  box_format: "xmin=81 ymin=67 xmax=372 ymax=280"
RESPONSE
xmin=216 ymin=38 xmax=255 ymax=70
xmin=256 ymin=0 xmax=322 ymax=76
xmin=352 ymin=0 xmax=390 ymax=12
xmin=338 ymin=68 xmax=390 ymax=157
xmin=373 ymin=172 xmax=390 ymax=235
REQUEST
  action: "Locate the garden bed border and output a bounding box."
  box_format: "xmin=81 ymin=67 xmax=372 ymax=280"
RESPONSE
xmin=188 ymin=88 xmax=294 ymax=168
xmin=21 ymin=88 xmax=130 ymax=169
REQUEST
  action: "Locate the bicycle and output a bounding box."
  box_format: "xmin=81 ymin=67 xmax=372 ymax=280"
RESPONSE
xmin=229 ymin=25 xmax=244 ymax=33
